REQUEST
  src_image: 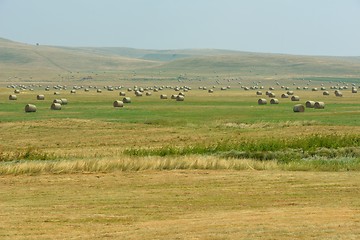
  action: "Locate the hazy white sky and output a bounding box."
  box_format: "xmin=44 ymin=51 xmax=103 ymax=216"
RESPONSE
xmin=0 ymin=0 xmax=360 ymax=56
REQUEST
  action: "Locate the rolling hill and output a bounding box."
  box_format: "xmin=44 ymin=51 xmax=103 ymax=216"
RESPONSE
xmin=1 ymin=37 xmax=360 ymax=83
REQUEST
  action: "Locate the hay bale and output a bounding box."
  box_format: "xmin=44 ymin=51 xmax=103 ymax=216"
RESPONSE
xmin=256 ymin=91 xmax=262 ymax=95
xmin=171 ymin=94 xmax=178 ymax=99
xmin=14 ymin=89 xmax=20 ymax=94
xmin=135 ymin=91 xmax=142 ymax=96
xmin=54 ymin=92 xmax=60 ymax=95
xmin=323 ymin=91 xmax=330 ymax=95
xmin=335 ymin=90 xmax=343 ymax=97
xmin=146 ymin=92 xmax=152 ymax=96
xmin=37 ymin=94 xmax=45 ymax=100
xmin=281 ymin=93 xmax=289 ymax=98
xmin=9 ymin=94 xmax=17 ymax=100
xmin=51 ymin=103 xmax=61 ymax=110
xmin=287 ymin=91 xmax=294 ymax=95
xmin=113 ymin=100 xmax=124 ymax=107
xmin=70 ymin=89 xmax=76 ymax=94
xmin=258 ymin=98 xmax=267 ymax=105
xmin=60 ymin=98 xmax=68 ymax=105
xmin=352 ymin=88 xmax=358 ymax=93
xmin=25 ymin=104 xmax=37 ymax=112
xmin=176 ymin=95 xmax=185 ymax=101
xmin=119 ymin=92 xmax=126 ymax=96
xmin=123 ymin=97 xmax=131 ymax=103
xmin=84 ymin=88 xmax=90 ymax=92
xmin=270 ymin=98 xmax=279 ymax=104
xmin=53 ymin=99 xmax=62 ymax=104
xmin=291 ymin=95 xmax=300 ymax=101
xmin=314 ymin=101 xmax=325 ymax=109
xmin=293 ymin=104 xmax=305 ymax=112
xmin=208 ymin=89 xmax=214 ymax=93
xmin=268 ymin=92 xmax=276 ymax=98
xmin=305 ymin=100 xmax=315 ymax=108
xmin=312 ymin=88 xmax=318 ymax=91
xmin=97 ymin=89 xmax=102 ymax=93
xmin=160 ymin=94 xmax=168 ymax=99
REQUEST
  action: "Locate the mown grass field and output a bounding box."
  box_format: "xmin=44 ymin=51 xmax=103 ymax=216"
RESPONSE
xmin=1 ymin=79 xmax=360 ymax=239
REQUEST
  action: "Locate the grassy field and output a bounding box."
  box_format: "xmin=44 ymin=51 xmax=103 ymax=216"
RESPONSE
xmin=1 ymin=83 xmax=360 ymax=238
xmin=1 ymin=170 xmax=360 ymax=239
xmin=1 ymin=38 xmax=360 ymax=238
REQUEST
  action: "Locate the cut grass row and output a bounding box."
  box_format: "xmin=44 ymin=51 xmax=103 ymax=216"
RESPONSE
xmin=2 ymin=156 xmax=360 ymax=175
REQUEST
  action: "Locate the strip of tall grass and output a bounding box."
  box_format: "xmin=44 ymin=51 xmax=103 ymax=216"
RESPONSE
xmin=2 ymin=156 xmax=360 ymax=175
xmin=125 ymin=134 xmax=360 ymax=154
xmin=0 ymin=156 xmax=278 ymax=175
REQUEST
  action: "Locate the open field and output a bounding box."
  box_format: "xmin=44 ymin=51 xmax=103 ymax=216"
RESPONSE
xmin=1 ymin=170 xmax=360 ymax=239
xmin=1 ymin=38 xmax=360 ymax=238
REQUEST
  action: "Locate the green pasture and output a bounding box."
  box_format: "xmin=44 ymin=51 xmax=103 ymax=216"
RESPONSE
xmin=1 ymin=85 xmax=360 ymax=126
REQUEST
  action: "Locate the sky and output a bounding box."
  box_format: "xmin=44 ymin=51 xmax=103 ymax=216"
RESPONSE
xmin=0 ymin=0 xmax=360 ymax=56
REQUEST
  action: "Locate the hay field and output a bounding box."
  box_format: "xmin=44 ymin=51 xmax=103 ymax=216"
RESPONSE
xmin=1 ymin=170 xmax=360 ymax=239
xmin=1 ymin=37 xmax=360 ymax=238
xmin=1 ymin=81 xmax=360 ymax=239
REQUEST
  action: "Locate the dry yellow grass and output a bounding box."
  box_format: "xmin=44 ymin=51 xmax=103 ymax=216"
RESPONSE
xmin=1 ymin=170 xmax=360 ymax=239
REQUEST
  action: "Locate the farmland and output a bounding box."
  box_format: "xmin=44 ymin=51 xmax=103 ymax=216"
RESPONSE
xmin=1 ymin=38 xmax=360 ymax=239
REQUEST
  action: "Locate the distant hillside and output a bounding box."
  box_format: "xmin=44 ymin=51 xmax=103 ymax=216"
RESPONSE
xmin=0 ymin=38 xmax=161 ymax=79
xmin=1 ymin=37 xmax=360 ymax=82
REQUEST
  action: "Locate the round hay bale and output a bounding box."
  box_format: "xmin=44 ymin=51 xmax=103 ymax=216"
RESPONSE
xmin=9 ymin=94 xmax=17 ymax=100
xmin=305 ymin=100 xmax=315 ymax=108
xmin=258 ymin=98 xmax=267 ymax=105
xmin=323 ymin=91 xmax=330 ymax=95
xmin=60 ymin=98 xmax=68 ymax=105
xmin=293 ymin=104 xmax=305 ymax=112
xmin=291 ymin=95 xmax=300 ymax=101
xmin=113 ymin=100 xmax=124 ymax=107
xmin=119 ymin=91 xmax=126 ymax=96
xmin=54 ymin=91 xmax=60 ymax=95
xmin=312 ymin=88 xmax=318 ymax=91
xmin=146 ymin=92 xmax=152 ymax=96
xmin=84 ymin=88 xmax=90 ymax=92
xmin=208 ymin=89 xmax=214 ymax=93
xmin=51 ymin=103 xmax=61 ymax=110
xmin=37 ymin=94 xmax=45 ymax=100
xmin=314 ymin=101 xmax=325 ymax=109
xmin=352 ymin=88 xmax=358 ymax=93
xmin=53 ymin=99 xmax=62 ymax=104
xmin=70 ymin=89 xmax=76 ymax=94
xmin=135 ymin=91 xmax=142 ymax=96
xmin=265 ymin=91 xmax=271 ymax=96
xmin=335 ymin=90 xmax=343 ymax=97
xmin=281 ymin=93 xmax=289 ymax=98
xmin=270 ymin=98 xmax=279 ymax=104
xmin=123 ymin=97 xmax=131 ymax=103
xmin=160 ymin=94 xmax=168 ymax=99
xmin=14 ymin=89 xmax=20 ymax=94
xmin=268 ymin=92 xmax=276 ymax=98
xmin=171 ymin=94 xmax=178 ymax=99
xmin=176 ymin=95 xmax=185 ymax=101
xmin=97 ymin=89 xmax=102 ymax=93
xmin=287 ymin=91 xmax=294 ymax=95
xmin=25 ymin=104 xmax=36 ymax=112
xmin=256 ymin=91 xmax=262 ymax=95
